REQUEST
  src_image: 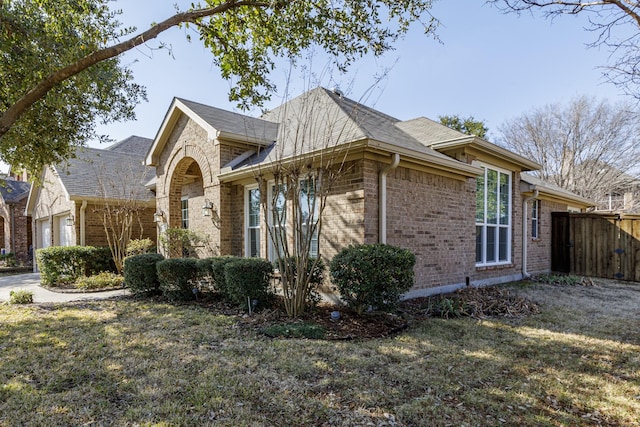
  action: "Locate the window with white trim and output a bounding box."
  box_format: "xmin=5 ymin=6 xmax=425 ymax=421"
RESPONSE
xmin=181 ymin=197 xmax=189 ymax=229
xmin=531 ymin=199 xmax=540 ymax=239
xmin=245 ymin=186 xmax=261 ymax=257
xmin=268 ymin=184 xmax=287 ymax=262
xmin=476 ymin=165 xmax=512 ymax=266
xmin=299 ymin=179 xmax=319 ymax=259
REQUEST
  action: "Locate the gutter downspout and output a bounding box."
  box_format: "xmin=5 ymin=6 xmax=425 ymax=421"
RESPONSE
xmin=80 ymin=200 xmax=87 ymax=246
xmin=522 ymin=188 xmax=539 ymax=278
xmin=379 ymin=154 xmax=400 ymax=244
xmin=10 ymin=204 xmax=15 ymax=255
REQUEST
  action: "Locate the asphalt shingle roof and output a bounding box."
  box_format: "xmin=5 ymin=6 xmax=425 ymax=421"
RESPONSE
xmin=56 ymin=141 xmax=154 ymax=202
xmin=231 ymin=87 xmax=464 ymax=169
xmin=106 ymin=135 xmax=153 ymax=156
xmin=177 ymin=98 xmax=279 ymax=143
xmin=0 ymin=179 xmax=31 ymax=203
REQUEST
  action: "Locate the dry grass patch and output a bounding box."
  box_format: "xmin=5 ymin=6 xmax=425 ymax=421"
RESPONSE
xmin=0 ymin=279 xmax=638 ymax=426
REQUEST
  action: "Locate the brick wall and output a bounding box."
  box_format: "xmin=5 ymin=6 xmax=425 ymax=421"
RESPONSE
xmin=154 ymin=114 xmax=256 ymax=258
xmin=382 ymin=164 xmax=477 ymax=291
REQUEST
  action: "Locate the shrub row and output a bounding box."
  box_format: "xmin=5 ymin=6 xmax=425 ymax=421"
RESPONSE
xmin=123 ymin=255 xmax=275 ymax=306
xmin=36 ymin=246 xmax=116 ymax=287
xmin=123 ymin=243 xmax=415 ymax=314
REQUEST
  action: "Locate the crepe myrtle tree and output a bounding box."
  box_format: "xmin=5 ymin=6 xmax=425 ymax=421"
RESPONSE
xmin=93 ymin=158 xmax=154 ymax=274
xmin=0 ymin=0 xmax=439 ymax=177
xmin=488 ymin=0 xmax=640 ymax=100
xmin=252 ymin=84 xmax=373 ymax=318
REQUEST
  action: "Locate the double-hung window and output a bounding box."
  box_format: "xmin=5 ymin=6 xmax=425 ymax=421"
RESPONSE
xmin=531 ymin=199 xmax=540 ymax=239
xmin=268 ymin=184 xmax=287 ymax=262
xmin=299 ymin=179 xmax=319 ymax=259
xmin=181 ymin=197 xmax=189 ymax=229
xmin=245 ymin=186 xmax=261 ymax=257
xmin=476 ymin=165 xmax=512 ymax=266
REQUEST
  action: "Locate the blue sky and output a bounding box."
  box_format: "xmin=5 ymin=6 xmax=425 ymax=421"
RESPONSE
xmin=93 ymin=0 xmax=625 ymax=146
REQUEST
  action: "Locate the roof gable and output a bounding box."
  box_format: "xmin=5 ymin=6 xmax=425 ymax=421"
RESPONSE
xmin=145 ymin=97 xmax=279 ymax=166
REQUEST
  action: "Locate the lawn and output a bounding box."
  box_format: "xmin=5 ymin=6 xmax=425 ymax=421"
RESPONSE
xmin=0 ymin=279 xmax=638 ymax=426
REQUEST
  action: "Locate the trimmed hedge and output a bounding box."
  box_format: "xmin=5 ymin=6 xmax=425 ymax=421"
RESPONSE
xmin=224 ymin=258 xmax=274 ymax=308
xmin=36 ymin=246 xmax=117 ymax=287
xmin=156 ymin=258 xmax=200 ymax=301
xmin=210 ymin=256 xmax=242 ymax=297
xmin=329 ymin=244 xmax=415 ymax=315
xmin=123 ymin=253 xmax=165 ymax=295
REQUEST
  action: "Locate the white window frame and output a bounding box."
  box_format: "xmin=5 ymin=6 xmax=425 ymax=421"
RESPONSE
xmin=245 ymin=185 xmax=261 ymax=258
xmin=298 ymin=178 xmax=319 ymax=259
xmin=268 ymin=183 xmax=287 ymax=263
xmin=476 ymin=164 xmax=512 ymax=266
xmin=181 ymin=197 xmax=189 ymax=229
xmin=531 ymin=199 xmax=540 ymax=239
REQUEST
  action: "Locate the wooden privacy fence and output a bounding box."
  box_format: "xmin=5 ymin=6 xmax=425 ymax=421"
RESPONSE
xmin=552 ymin=212 xmax=640 ymax=282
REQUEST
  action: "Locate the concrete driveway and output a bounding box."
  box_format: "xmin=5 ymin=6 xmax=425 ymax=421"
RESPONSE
xmin=0 ymin=273 xmax=128 ymax=303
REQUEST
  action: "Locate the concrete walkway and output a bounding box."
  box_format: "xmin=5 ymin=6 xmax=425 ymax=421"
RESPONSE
xmin=0 ymin=273 xmax=128 ymax=303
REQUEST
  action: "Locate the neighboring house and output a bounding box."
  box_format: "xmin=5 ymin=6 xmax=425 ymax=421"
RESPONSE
xmin=144 ymin=88 xmax=592 ymax=296
xmin=0 ymin=177 xmax=32 ymax=263
xmin=25 ymin=136 xmax=157 ymax=268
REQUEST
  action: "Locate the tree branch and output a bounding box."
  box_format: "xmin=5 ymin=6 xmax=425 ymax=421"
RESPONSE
xmin=0 ymin=0 xmax=268 ymax=138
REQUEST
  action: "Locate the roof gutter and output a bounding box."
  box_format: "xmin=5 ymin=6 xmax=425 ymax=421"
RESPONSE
xmin=379 ymin=153 xmax=400 ymax=244
xmin=522 ymin=187 xmax=539 ymax=278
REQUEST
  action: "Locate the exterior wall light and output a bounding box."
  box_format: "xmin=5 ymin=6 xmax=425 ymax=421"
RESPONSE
xmin=153 ymin=210 xmax=164 ymax=223
xmin=65 ymin=215 xmax=75 ymax=227
xmin=202 ymin=200 xmax=215 ymax=217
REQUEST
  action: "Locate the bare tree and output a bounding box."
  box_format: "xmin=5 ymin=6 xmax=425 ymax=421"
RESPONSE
xmin=488 ymin=1 xmax=640 ymax=99
xmin=93 ymin=156 xmax=155 ymax=273
xmin=498 ymin=95 xmax=640 ymax=203
xmin=249 ymin=81 xmax=376 ymax=317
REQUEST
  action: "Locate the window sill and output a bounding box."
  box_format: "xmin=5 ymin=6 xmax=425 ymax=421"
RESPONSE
xmin=475 ymin=263 xmax=514 ymax=272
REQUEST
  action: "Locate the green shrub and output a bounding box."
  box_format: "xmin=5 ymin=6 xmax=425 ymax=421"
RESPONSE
xmin=330 ymin=244 xmax=415 ymax=315
xmin=0 ymin=252 xmax=16 ymax=266
xmin=36 ymin=246 xmax=116 ymax=287
xmin=194 ymin=258 xmax=216 ymax=292
xmin=156 ymin=258 xmax=200 ymax=301
xmin=159 ymin=228 xmax=207 ymax=258
xmin=123 ymin=253 xmax=165 ymax=296
xmin=86 ymin=246 xmax=117 ymax=275
xmin=126 ymin=238 xmax=156 ymax=257
xmin=75 ymin=272 xmax=124 ymax=291
xmin=210 ymin=256 xmax=242 ymax=296
xmin=9 ymin=289 xmax=33 ymax=304
xmin=224 ymin=258 xmax=274 ymax=308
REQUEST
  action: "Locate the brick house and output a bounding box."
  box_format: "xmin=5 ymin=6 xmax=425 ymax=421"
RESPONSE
xmin=0 ymin=177 xmax=32 ymax=263
xmin=145 ymin=88 xmax=592 ymax=296
xmin=25 ymin=136 xmax=157 ymax=269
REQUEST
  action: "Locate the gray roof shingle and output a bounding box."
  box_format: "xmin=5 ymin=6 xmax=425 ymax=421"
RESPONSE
xmin=177 ymin=98 xmax=279 ymax=143
xmin=0 ymin=178 xmax=31 ymax=203
xmin=57 ymin=143 xmax=154 ymax=202
xmin=106 ymin=135 xmax=153 ymax=156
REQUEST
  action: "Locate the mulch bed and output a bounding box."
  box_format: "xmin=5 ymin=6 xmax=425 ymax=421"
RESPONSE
xmin=234 ymin=286 xmax=541 ymax=340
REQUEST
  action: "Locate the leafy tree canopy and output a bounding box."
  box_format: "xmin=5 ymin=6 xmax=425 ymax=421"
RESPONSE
xmin=0 ymin=0 xmax=145 ymax=175
xmin=0 ymin=0 xmax=438 ymax=176
xmin=439 ymin=115 xmax=488 ymax=139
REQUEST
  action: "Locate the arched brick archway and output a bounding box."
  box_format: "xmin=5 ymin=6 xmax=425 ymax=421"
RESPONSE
xmin=168 ymin=157 xmax=205 ymax=230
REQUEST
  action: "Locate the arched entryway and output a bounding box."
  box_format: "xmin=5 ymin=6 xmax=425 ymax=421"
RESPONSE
xmin=166 ymin=157 xmax=209 ymax=256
